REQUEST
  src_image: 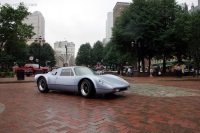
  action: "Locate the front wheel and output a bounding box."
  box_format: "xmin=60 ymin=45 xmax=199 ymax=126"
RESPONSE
xmin=80 ymin=79 xmax=94 ymax=98
xmin=37 ymin=77 xmax=49 ymax=93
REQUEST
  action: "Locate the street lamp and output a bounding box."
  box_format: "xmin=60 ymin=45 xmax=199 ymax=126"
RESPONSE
xmin=34 ymin=36 xmax=45 ymax=69
xmin=131 ymin=40 xmax=140 ymax=72
xmin=196 ymin=50 xmax=200 ymax=78
xmin=46 ymin=61 xmax=50 ymax=67
xmin=64 ymin=45 xmax=68 ymax=67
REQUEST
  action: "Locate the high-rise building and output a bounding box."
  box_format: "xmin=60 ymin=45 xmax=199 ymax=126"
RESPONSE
xmin=179 ymin=3 xmax=188 ymax=11
xmin=189 ymin=0 xmax=200 ymax=12
xmin=103 ymin=2 xmax=129 ymax=46
xmin=113 ymin=2 xmax=130 ymax=25
xmin=54 ymin=41 xmax=75 ymax=67
xmin=105 ymin=12 xmax=113 ymax=45
xmin=23 ymin=11 xmax=45 ymax=44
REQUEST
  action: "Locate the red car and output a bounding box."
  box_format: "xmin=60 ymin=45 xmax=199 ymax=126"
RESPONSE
xmin=15 ymin=64 xmax=49 ymax=77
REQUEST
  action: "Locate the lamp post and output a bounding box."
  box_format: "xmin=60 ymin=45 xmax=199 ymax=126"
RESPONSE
xmin=46 ymin=61 xmax=50 ymax=67
xmin=65 ymin=45 xmax=68 ymax=67
xmin=88 ymin=49 xmax=91 ymax=67
xmin=34 ymin=36 xmax=45 ymax=69
xmin=196 ymin=50 xmax=200 ymax=78
xmin=131 ymin=40 xmax=140 ymax=72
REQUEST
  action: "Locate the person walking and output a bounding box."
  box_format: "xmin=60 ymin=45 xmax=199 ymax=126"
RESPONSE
xmin=177 ymin=65 xmax=182 ymax=77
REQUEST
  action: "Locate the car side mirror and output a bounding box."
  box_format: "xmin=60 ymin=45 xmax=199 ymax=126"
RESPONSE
xmin=51 ymin=72 xmax=57 ymax=75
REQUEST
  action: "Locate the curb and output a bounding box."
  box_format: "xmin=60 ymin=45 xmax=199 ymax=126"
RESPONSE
xmin=0 ymin=81 xmax=34 ymax=84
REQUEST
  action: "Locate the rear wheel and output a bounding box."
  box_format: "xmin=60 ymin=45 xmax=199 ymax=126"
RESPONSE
xmin=80 ymin=79 xmax=94 ymax=98
xmin=37 ymin=77 xmax=49 ymax=93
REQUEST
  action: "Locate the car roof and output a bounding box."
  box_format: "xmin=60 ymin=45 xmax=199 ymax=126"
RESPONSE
xmin=58 ymin=66 xmax=87 ymax=69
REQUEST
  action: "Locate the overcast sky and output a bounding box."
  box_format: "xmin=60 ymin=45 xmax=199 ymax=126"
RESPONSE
xmin=1 ymin=0 xmax=199 ymax=56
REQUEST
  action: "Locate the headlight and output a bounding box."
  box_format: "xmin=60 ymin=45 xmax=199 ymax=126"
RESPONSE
xmin=99 ymin=79 xmax=103 ymax=84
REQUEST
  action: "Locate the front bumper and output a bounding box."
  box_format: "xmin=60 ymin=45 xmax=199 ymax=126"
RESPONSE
xmin=96 ymin=86 xmax=130 ymax=94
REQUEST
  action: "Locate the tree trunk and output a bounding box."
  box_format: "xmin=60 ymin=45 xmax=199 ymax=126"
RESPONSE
xmin=163 ymin=55 xmax=166 ymax=73
xmin=142 ymin=57 xmax=145 ymax=72
xmin=148 ymin=58 xmax=151 ymax=72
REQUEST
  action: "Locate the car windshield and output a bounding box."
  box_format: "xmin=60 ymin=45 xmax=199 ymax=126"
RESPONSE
xmin=33 ymin=64 xmax=39 ymax=68
xmin=74 ymin=67 xmax=98 ymax=76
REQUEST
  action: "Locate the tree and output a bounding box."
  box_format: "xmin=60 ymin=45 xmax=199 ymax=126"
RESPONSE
xmin=76 ymin=43 xmax=92 ymax=66
xmin=0 ymin=3 xmax=35 ymax=67
xmin=91 ymin=41 xmax=104 ymax=66
xmin=112 ymin=0 xmax=187 ymax=73
xmin=172 ymin=10 xmax=190 ymax=63
xmin=112 ymin=0 xmax=162 ymax=71
xmin=188 ymin=11 xmax=200 ymax=73
xmin=28 ymin=43 xmax=56 ymax=67
xmin=103 ymin=42 xmax=119 ymax=70
xmin=41 ymin=43 xmax=56 ymax=67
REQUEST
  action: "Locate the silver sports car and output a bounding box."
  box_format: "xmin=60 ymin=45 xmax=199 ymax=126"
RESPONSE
xmin=35 ymin=66 xmax=130 ymax=98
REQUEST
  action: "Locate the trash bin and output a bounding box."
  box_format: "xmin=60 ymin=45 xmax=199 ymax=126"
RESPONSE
xmin=17 ymin=70 xmax=24 ymax=80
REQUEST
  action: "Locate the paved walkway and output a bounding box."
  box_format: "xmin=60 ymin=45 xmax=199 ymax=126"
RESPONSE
xmin=0 ymin=76 xmax=200 ymax=133
xmin=0 ymin=76 xmax=34 ymax=83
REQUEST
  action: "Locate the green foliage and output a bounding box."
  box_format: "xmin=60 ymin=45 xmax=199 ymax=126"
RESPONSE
xmin=111 ymin=0 xmax=194 ymax=72
xmin=91 ymin=41 xmax=104 ymax=65
xmin=0 ymin=3 xmax=35 ymax=66
xmin=0 ymin=51 xmax=15 ymax=67
xmin=76 ymin=43 xmax=92 ymax=66
xmin=103 ymin=42 xmax=118 ymax=66
xmin=0 ymin=68 xmax=14 ymax=78
xmin=187 ymin=11 xmax=200 ymax=68
xmin=28 ymin=43 xmax=56 ymax=67
xmin=173 ymin=11 xmax=190 ymax=62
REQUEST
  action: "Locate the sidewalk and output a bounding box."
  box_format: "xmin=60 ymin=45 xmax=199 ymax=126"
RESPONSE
xmin=122 ymin=76 xmax=200 ymax=83
xmin=0 ymin=76 xmax=35 ymax=84
xmin=0 ymin=75 xmax=199 ymax=84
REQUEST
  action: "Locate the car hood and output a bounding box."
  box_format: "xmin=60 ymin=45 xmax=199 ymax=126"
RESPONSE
xmin=97 ymin=74 xmax=129 ymax=87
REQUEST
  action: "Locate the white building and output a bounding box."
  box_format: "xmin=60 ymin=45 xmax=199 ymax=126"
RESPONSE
xmin=105 ymin=12 xmax=113 ymax=45
xmin=54 ymin=41 xmax=75 ymax=67
xmin=189 ymin=0 xmax=200 ymax=12
xmin=23 ymin=11 xmax=45 ymax=44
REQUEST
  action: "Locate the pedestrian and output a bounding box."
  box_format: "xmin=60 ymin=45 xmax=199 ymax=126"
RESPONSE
xmin=177 ymin=65 xmax=182 ymax=77
xmin=150 ymin=66 xmax=153 ymax=77
xmin=120 ymin=64 xmax=123 ymax=76
xmin=157 ymin=66 xmax=161 ymax=76
xmin=126 ymin=67 xmax=132 ymax=77
xmin=173 ymin=64 xmax=177 ymax=76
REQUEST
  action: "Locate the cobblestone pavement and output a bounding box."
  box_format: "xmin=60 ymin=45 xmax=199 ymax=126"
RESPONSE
xmin=0 ymin=76 xmax=200 ymax=133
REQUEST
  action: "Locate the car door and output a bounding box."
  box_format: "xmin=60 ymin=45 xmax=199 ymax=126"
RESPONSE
xmin=55 ymin=68 xmax=76 ymax=92
xmin=48 ymin=69 xmax=59 ymax=89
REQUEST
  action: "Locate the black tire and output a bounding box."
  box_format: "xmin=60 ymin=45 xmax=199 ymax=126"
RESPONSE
xmin=80 ymin=79 xmax=94 ymax=98
xmin=37 ymin=77 xmax=49 ymax=93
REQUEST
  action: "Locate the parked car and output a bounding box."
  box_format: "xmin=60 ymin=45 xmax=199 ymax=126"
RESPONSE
xmin=35 ymin=66 xmax=130 ymax=98
xmin=14 ymin=63 xmax=48 ymax=77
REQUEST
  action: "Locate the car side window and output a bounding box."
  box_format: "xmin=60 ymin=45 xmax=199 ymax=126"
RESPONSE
xmin=60 ymin=68 xmax=74 ymax=76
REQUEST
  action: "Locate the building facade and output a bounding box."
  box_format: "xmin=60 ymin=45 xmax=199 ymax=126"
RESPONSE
xmin=105 ymin=12 xmax=113 ymax=45
xmin=103 ymin=2 xmax=129 ymax=46
xmin=23 ymin=11 xmax=45 ymax=44
xmin=54 ymin=41 xmax=75 ymax=67
xmin=189 ymin=0 xmax=200 ymax=12
xmin=113 ymin=2 xmax=130 ymax=25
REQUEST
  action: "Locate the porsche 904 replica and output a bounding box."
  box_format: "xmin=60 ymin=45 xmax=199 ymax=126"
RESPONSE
xmin=35 ymin=66 xmax=130 ymax=98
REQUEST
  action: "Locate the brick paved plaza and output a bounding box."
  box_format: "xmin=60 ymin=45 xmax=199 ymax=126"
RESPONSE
xmin=0 ymin=76 xmax=200 ymax=133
